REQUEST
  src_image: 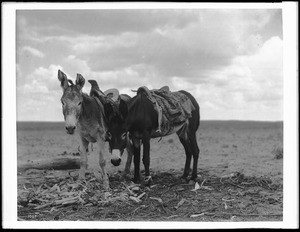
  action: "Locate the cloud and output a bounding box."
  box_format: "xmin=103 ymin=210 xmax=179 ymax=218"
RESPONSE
xmin=237 ymin=36 xmax=283 ymax=104
xmin=17 ymin=64 xmax=63 ymax=94
xmin=17 ymin=9 xmax=199 ymax=36
xmin=45 ymin=9 xmax=279 ymax=80
xmin=15 ymin=9 xmax=283 ymax=121
xmin=17 ymin=64 xmax=65 ymax=121
xmin=17 ymin=9 xmax=282 ymax=80
xmin=29 ymin=64 xmax=63 ymax=91
xmin=21 ymin=46 xmax=45 ymax=58
xmin=16 ymin=59 xmax=163 ymax=121
xmin=171 ymin=36 xmax=283 ymax=120
xmin=62 ymin=55 xmax=154 ymax=94
xmin=17 ymin=65 xmax=61 ymax=104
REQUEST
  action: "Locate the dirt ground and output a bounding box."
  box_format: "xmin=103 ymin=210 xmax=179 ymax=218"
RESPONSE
xmin=17 ymin=121 xmax=283 ymax=223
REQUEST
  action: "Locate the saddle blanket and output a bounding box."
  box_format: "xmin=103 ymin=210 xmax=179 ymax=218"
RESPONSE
xmin=137 ymin=86 xmax=195 ymax=136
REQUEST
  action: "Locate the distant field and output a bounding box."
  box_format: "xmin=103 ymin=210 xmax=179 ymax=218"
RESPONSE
xmin=17 ymin=120 xmax=283 ymax=131
xmin=17 ymin=120 xmax=283 ymax=179
xmin=17 ymin=121 xmax=65 ymax=131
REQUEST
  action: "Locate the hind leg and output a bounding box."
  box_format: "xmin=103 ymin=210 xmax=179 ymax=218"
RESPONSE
xmin=189 ymin=132 xmax=199 ymax=181
xmin=177 ymin=132 xmax=192 ymax=181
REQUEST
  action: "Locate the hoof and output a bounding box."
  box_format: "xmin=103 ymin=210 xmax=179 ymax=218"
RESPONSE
xmin=188 ymin=179 xmax=196 ymax=185
xmin=190 ymin=175 xmax=198 ymax=183
xmin=103 ymin=180 xmax=110 ymax=190
xmin=180 ymin=175 xmax=189 ymax=183
xmin=78 ymin=172 xmax=86 ymax=181
xmin=121 ymin=171 xmax=131 ymax=180
xmin=93 ymin=171 xmax=103 ymax=182
xmin=143 ymin=176 xmax=152 ymax=186
xmin=132 ymin=177 xmax=141 ymax=184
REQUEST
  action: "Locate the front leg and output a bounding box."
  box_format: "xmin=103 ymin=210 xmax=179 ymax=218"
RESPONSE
xmin=142 ymin=132 xmax=151 ymax=185
xmin=123 ymin=141 xmax=133 ymax=177
xmin=79 ymin=136 xmax=89 ymax=180
xmin=97 ymin=138 xmax=110 ymax=190
xmin=132 ymin=137 xmax=141 ymax=183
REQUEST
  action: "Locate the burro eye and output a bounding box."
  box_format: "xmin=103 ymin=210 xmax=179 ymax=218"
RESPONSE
xmin=121 ymin=132 xmax=127 ymax=140
xmin=61 ymin=100 xmax=65 ymax=106
xmin=106 ymin=131 xmax=112 ymax=141
xmin=78 ymin=101 xmax=82 ymax=106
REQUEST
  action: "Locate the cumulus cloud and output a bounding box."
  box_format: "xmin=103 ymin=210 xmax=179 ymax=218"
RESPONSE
xmin=170 ymin=36 xmax=283 ymax=120
xmin=18 ymin=9 xmax=281 ymax=77
xmin=28 ymin=64 xmax=63 ymax=91
xmin=44 ymin=9 xmax=280 ymax=80
xmin=63 ymin=55 xmax=158 ymax=94
xmin=16 ymin=8 xmax=283 ymax=121
xmin=17 ymin=9 xmax=199 ymax=36
xmin=22 ymin=46 xmax=45 ymax=58
xmin=236 ymin=36 xmax=283 ymax=104
xmin=17 ymin=64 xmax=64 ymax=121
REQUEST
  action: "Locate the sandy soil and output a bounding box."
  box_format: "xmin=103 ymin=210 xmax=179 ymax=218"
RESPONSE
xmin=17 ymin=121 xmax=283 ymax=222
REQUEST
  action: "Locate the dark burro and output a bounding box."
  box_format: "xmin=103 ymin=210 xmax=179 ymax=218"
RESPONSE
xmin=106 ymin=86 xmax=200 ymax=184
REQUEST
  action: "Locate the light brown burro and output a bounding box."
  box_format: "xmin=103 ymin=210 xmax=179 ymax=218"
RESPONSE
xmin=57 ymin=70 xmax=109 ymax=189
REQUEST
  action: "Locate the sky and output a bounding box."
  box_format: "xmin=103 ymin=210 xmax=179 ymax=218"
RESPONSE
xmin=16 ymin=7 xmax=283 ymax=121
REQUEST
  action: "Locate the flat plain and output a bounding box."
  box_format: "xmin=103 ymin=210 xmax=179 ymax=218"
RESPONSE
xmin=17 ymin=120 xmax=283 ymax=222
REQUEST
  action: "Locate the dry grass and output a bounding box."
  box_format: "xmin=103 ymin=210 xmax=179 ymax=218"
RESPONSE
xmin=18 ymin=169 xmax=283 ymax=221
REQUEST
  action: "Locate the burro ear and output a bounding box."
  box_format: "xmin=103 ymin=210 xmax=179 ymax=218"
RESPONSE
xmin=58 ymin=70 xmax=69 ymax=90
xmin=119 ymin=99 xmax=128 ymax=120
xmin=76 ymin=73 xmax=85 ymax=90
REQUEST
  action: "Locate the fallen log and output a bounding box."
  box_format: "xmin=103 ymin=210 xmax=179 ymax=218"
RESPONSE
xmin=18 ymin=157 xmax=80 ymax=171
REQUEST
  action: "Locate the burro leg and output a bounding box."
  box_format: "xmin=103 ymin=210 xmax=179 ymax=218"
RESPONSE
xmin=123 ymin=138 xmax=133 ymax=177
xmin=132 ymin=137 xmax=141 ymax=183
xmin=79 ymin=136 xmax=89 ymax=180
xmin=142 ymin=131 xmax=152 ymax=185
xmin=96 ymin=138 xmax=110 ymax=190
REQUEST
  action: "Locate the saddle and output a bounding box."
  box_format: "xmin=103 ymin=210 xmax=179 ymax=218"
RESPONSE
xmin=137 ymin=86 xmax=195 ymax=136
xmin=88 ymin=80 xmax=120 ymax=111
xmin=104 ymin=89 xmax=119 ymax=102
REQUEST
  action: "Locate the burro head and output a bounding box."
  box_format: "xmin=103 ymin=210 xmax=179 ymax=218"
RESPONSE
xmin=104 ymin=99 xmax=128 ymax=166
xmin=58 ymin=70 xmax=85 ymax=135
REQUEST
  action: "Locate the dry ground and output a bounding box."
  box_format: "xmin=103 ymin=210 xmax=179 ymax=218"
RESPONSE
xmin=17 ymin=121 xmax=283 ymax=222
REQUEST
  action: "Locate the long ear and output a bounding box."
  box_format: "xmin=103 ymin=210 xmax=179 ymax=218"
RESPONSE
xmin=76 ymin=73 xmax=85 ymax=90
xmin=104 ymin=102 xmax=114 ymax=120
xmin=119 ymin=99 xmax=128 ymax=120
xmin=58 ymin=70 xmax=69 ymax=90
